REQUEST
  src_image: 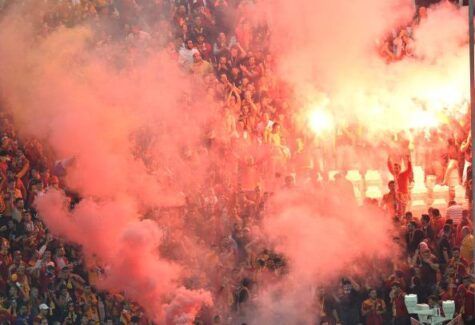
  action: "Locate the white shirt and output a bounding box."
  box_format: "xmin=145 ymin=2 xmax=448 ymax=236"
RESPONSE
xmin=178 ymin=46 xmax=199 ymax=67
xmin=446 ymin=204 xmax=464 ymax=225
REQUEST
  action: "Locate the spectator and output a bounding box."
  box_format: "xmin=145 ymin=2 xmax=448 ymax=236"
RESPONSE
xmin=381 ymin=181 xmax=398 ymax=217
xmin=405 ymin=221 xmax=423 ymax=256
xmin=191 ymin=15 xmax=209 ymax=40
xmin=195 ymin=33 xmax=213 ymax=62
xmin=191 ymin=51 xmax=213 ymax=75
xmin=361 ymin=288 xmax=385 ymax=325
xmin=446 ymin=200 xmax=463 ymax=226
xmin=437 ymin=224 xmax=452 ymax=265
xmin=455 ymin=275 xmax=475 ymax=323
xmin=213 ymin=32 xmax=236 ymax=57
xmin=456 ymin=210 xmax=472 ymax=244
xmin=34 ymin=303 xmax=49 ymax=323
xmin=387 ymin=155 xmax=412 ymax=215
xmin=315 ymin=287 xmax=339 ymax=325
xmin=459 ymin=226 xmax=473 ymax=265
xmin=430 ymin=208 xmax=445 ymax=236
xmin=334 ymin=277 xmax=361 ymax=325
xmin=411 ymin=243 xmax=439 ymax=302
xmin=389 ymin=282 xmax=408 ymax=325
xmin=179 ymin=39 xmax=200 ymax=67
xmin=447 ymin=247 xmax=468 ymax=280
xmin=420 ymin=214 xmax=435 ymax=243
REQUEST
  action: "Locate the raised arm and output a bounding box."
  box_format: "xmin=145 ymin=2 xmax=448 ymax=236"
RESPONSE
xmin=16 ymin=158 xmax=30 ymax=179
xmin=348 ymin=277 xmax=361 ymax=291
xmin=378 ymin=301 xmax=386 ymax=315
xmin=460 ymin=131 xmax=471 ymax=152
xmin=403 ymin=155 xmax=412 ymax=175
xmin=409 ymin=248 xmax=419 ymax=267
xmin=236 ymin=42 xmax=247 ymax=57
xmin=387 ymin=157 xmax=394 ymax=174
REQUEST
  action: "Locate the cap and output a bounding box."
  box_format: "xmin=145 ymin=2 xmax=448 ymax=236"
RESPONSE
xmin=39 ymin=303 xmax=49 ymax=310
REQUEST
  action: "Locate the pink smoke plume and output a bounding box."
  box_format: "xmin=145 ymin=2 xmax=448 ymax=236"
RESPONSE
xmin=163 ymin=287 xmax=213 ymax=325
xmin=247 ymin=183 xmax=394 ymax=323
xmin=264 ymin=186 xmax=391 ymax=280
xmin=34 ymin=189 xmax=214 ymax=322
xmin=0 ymin=3 xmax=216 ymax=322
xmin=34 ymin=190 xmax=182 ymax=316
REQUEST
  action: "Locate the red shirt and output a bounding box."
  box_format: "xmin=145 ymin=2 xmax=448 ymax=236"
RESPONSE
xmin=39 ymin=269 xmax=55 ymax=293
xmin=0 ymin=162 xmax=7 ymax=175
xmin=455 ymin=284 xmax=475 ymax=318
xmin=463 ymin=288 xmax=475 ymax=319
xmin=440 ymin=291 xmax=453 ymax=301
xmin=198 ymin=42 xmax=212 ymax=61
xmin=432 ymin=216 xmax=446 ymax=235
xmin=449 ymin=257 xmax=468 ymax=278
xmin=392 ymin=292 xmax=408 ymax=317
xmin=0 ymin=252 xmax=12 ymax=280
xmin=362 ymin=298 xmax=385 ymax=325
xmin=0 ymin=310 xmax=13 ymax=323
xmin=388 ymin=160 xmax=412 ymax=194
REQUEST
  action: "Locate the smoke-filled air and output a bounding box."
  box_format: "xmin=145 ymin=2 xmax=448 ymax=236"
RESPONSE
xmin=0 ymin=0 xmax=472 ymax=324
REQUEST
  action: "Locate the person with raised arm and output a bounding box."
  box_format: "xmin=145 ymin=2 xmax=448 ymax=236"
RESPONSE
xmin=387 ymin=154 xmax=412 ymax=216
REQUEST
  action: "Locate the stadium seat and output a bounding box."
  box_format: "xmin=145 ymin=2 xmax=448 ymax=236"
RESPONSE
xmin=328 ymin=170 xmax=339 ymax=181
xmin=365 ymin=186 xmax=382 ymax=200
xmin=447 ymin=168 xmax=460 ymax=187
xmin=364 ymin=170 xmax=383 ymax=188
xmin=346 ymin=170 xmax=363 ymax=193
xmin=411 ymin=166 xmax=428 ymax=203
xmin=454 ymin=185 xmax=467 ymax=207
xmin=426 ymin=175 xmax=437 ymax=190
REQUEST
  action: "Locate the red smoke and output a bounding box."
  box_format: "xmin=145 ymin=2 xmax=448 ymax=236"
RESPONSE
xmin=247 ymin=184 xmax=394 ymax=323
xmin=0 ymin=3 xmax=217 ymax=322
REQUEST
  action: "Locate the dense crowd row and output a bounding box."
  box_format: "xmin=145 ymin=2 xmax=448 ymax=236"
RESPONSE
xmin=0 ymin=0 xmax=472 ymax=324
xmin=0 ymin=115 xmax=150 ymax=324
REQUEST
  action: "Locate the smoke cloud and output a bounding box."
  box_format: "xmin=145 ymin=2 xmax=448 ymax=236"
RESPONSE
xmin=246 ymin=184 xmax=394 ymax=323
xmin=0 ymin=3 xmax=217 ymax=322
xmin=250 ymin=0 xmax=469 ymax=133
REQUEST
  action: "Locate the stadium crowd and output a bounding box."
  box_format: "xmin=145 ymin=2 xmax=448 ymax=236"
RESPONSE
xmin=0 ymin=0 xmax=473 ymax=324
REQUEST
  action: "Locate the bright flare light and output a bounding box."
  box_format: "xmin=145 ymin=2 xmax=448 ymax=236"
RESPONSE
xmin=408 ymin=110 xmax=440 ymax=129
xmin=308 ymin=109 xmax=334 ymax=134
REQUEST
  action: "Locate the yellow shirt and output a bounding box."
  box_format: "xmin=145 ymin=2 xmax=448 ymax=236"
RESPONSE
xmin=269 ymin=132 xmax=281 ymax=146
xmin=460 ymin=234 xmax=474 ymax=264
xmin=94 ymin=0 xmax=110 ymax=7
xmin=191 ymin=61 xmax=213 ymax=76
